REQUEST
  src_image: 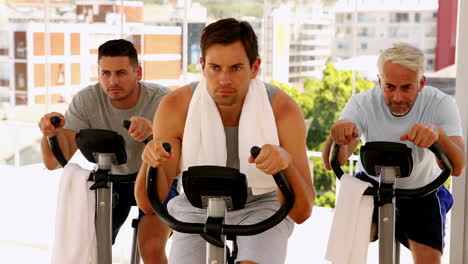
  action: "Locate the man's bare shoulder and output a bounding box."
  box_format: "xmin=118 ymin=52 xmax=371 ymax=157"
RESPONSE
xmin=158 ymin=85 xmax=192 ymax=114
xmin=154 ymin=84 xmax=192 ymax=138
xmin=271 ymin=88 xmax=304 ymax=122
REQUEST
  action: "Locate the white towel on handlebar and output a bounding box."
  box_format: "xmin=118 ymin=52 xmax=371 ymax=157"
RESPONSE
xmin=181 ymin=77 xmax=279 ymax=195
xmin=325 ymin=173 xmax=373 ymax=264
xmin=51 ymin=162 xmax=97 ymax=264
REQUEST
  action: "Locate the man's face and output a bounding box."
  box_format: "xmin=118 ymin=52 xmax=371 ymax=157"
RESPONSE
xmin=201 ymin=40 xmax=260 ymax=106
xmin=379 ymin=61 xmax=426 ymax=117
xmin=98 ymin=56 xmax=142 ymax=108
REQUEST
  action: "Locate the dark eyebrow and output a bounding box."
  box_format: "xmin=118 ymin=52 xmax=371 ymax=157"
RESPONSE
xmin=207 ymin=63 xmax=245 ymax=67
xmin=100 ymin=69 xmax=127 ymax=73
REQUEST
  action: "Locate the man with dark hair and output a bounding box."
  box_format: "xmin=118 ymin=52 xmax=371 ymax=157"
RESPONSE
xmin=135 ymin=18 xmax=315 ymax=264
xmin=200 ymin=18 xmax=259 ymax=66
xmin=98 ymin=38 xmax=140 ymax=67
xmin=39 ymin=38 xmax=177 ymax=264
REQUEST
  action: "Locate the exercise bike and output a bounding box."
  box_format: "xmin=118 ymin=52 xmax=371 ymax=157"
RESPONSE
xmin=329 ymin=141 xmax=452 ymax=264
xmin=145 ymin=143 xmax=295 ymax=264
xmin=48 ymin=116 xmax=148 ymax=264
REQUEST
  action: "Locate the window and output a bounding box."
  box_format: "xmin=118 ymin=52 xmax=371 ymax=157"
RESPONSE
xmin=391 ymin=12 xmax=409 ymax=23
xmin=358 ymin=13 xmax=376 ymax=23
xmin=358 ymin=27 xmax=367 ymax=37
xmin=0 ymin=62 xmax=9 ymax=88
xmin=0 ymin=31 xmax=8 ymax=55
xmin=336 ymin=14 xmax=345 ymax=23
xmin=16 ymin=41 xmax=26 ymax=58
xmin=360 ymin=42 xmax=368 ymax=51
xmin=0 ymin=1 xmax=457 ymax=263
xmin=415 ymin=12 xmax=421 ymax=23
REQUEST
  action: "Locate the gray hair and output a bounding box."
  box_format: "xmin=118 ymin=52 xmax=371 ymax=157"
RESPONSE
xmin=377 ymin=43 xmax=426 ymax=81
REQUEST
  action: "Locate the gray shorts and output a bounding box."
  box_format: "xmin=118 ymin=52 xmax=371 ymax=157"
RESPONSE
xmin=167 ymin=192 xmax=295 ymax=264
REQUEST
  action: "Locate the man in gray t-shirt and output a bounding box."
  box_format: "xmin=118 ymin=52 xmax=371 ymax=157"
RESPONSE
xmin=39 ymin=39 xmax=177 ymax=264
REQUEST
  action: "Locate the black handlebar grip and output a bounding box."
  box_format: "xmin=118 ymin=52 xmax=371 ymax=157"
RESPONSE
xmin=49 ymin=116 xmax=68 ymax=168
xmin=250 ymin=146 xmax=261 ymax=159
xmin=51 ymin=116 xmax=61 ymax=128
xmin=122 ymin=120 xmax=153 ymax=145
xmin=122 ymin=120 xmax=131 ymax=130
xmin=162 ymin=142 xmax=172 ymax=153
xmin=329 ymin=142 xmax=344 ymax=179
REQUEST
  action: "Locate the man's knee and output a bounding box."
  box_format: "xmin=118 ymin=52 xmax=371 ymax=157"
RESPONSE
xmin=139 ymin=238 xmax=168 ymax=264
xmin=409 ymin=240 xmax=442 ymax=264
xmin=138 ymin=215 xmax=171 ymax=253
xmin=139 ymin=236 xmax=166 ymax=253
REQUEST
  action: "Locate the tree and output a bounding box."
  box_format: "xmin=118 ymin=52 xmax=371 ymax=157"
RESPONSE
xmin=270 ymin=80 xmax=314 ymax=119
xmin=274 ymin=62 xmax=374 ymax=207
xmin=304 ymin=63 xmax=374 ymax=150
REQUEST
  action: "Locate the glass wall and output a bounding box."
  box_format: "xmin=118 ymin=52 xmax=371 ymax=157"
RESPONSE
xmin=0 ymin=0 xmax=460 ymax=263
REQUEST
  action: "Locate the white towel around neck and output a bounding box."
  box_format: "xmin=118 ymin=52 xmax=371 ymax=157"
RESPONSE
xmin=325 ymin=173 xmax=373 ymax=264
xmin=180 ymin=77 xmax=279 ymax=195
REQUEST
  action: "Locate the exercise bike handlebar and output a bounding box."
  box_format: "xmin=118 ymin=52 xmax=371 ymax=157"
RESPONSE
xmin=48 ymin=117 xmax=151 ymax=179
xmin=329 ymin=141 xmax=452 ymax=198
xmin=49 ymin=116 xmax=68 ymax=168
xmin=122 ymin=120 xmax=153 ymax=145
xmin=146 ymin=144 xmax=296 ymax=236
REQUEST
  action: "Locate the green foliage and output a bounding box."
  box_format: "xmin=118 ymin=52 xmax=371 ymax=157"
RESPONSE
xmin=274 ymin=63 xmax=374 ymax=151
xmin=305 ymin=63 xmax=374 ymax=150
xmin=310 ymin=156 xmax=335 ymax=194
xmin=315 ymin=191 xmax=336 ymax=208
xmin=196 ymin=1 xmax=264 ymax=18
xmin=310 ymin=154 xmax=358 ymax=208
xmin=274 ymin=63 xmax=374 ymax=208
xmin=270 ymin=80 xmax=314 ymax=118
xmin=188 ymin=64 xmax=200 ymax=73
xmin=195 ymin=0 xmax=294 ymax=19
xmin=444 ymin=177 xmax=451 ymax=190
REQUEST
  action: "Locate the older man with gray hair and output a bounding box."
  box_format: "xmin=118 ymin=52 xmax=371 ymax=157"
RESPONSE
xmin=322 ymin=42 xmax=465 ymax=264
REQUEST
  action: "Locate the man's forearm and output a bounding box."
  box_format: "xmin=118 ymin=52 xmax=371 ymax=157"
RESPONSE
xmin=338 ymin=139 xmax=358 ymax=166
xmin=436 ymin=132 xmax=466 ymax=176
xmin=135 ymin=162 xmax=172 ymax=214
xmin=281 ymin=163 xmax=315 ymax=224
xmin=322 ymin=137 xmax=358 ymax=170
xmin=41 ymin=135 xmax=60 ymax=170
xmin=41 ymin=129 xmax=77 ymax=170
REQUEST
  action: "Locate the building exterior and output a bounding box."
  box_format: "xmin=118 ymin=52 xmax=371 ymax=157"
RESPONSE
xmin=435 ymin=0 xmax=457 ymax=71
xmin=333 ymin=0 xmax=438 ymax=71
xmin=263 ymin=4 xmax=333 ymax=87
xmin=0 ymin=1 xmax=182 ymax=106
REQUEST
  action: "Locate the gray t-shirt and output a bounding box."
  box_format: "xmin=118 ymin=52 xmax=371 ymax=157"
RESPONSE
xmin=64 ymin=81 xmax=170 ymax=175
xmin=340 ymin=85 xmax=462 ymax=189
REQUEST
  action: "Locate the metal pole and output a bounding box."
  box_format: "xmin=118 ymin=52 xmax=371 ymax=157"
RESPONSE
xmin=379 ymin=167 xmax=397 ymax=264
xmin=451 ymin=0 xmax=468 ymax=263
xmin=95 ymin=155 xmax=113 ymax=264
xmin=130 ymin=219 xmax=141 ymax=264
xmin=206 ymin=198 xmax=226 ymax=264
